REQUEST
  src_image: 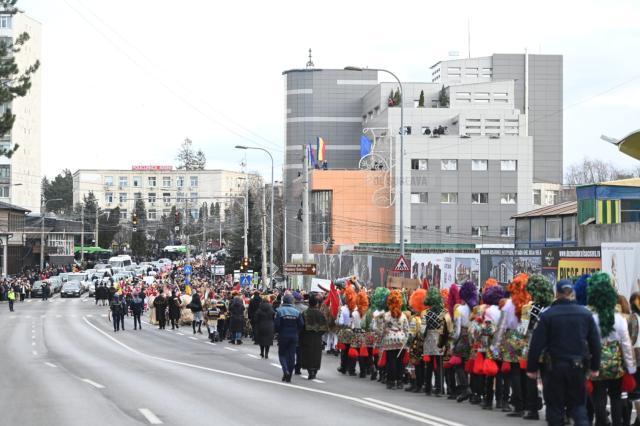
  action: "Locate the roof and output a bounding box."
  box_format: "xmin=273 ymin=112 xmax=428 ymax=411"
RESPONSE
xmin=0 ymin=201 xmax=30 ymax=213
xmin=598 ymin=178 xmax=640 ymax=187
xmin=613 ymin=129 xmax=640 ymax=161
xmin=511 ymin=201 xmax=577 ymax=219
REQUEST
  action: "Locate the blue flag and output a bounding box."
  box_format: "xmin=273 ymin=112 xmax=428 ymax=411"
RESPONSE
xmin=308 ymin=144 xmax=318 ymax=168
xmin=360 ymin=135 xmax=372 ymax=158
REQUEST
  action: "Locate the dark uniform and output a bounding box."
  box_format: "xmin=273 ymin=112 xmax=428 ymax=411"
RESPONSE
xmin=527 ymin=298 xmax=601 ymax=426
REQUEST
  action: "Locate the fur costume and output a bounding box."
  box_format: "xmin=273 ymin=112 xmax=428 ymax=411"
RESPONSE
xmin=447 ymin=284 xmax=460 ymax=318
xmin=345 ymin=285 xmax=357 ymax=313
xmin=588 ymin=272 xmax=617 ymax=337
xmin=372 ymin=287 xmax=390 ymax=312
xmin=526 ymin=274 xmax=554 ymax=307
xmin=574 ymin=274 xmax=591 ymax=306
xmin=507 ymin=273 xmax=531 ymax=318
xmin=410 ymin=288 xmax=428 ymax=313
xmin=484 ymin=278 xmax=498 ymax=291
xmin=357 ymin=289 xmax=370 ymax=316
xmin=380 ymin=291 xmax=410 ymax=351
xmin=387 ymin=290 xmax=403 ymax=319
xmin=460 ymin=281 xmax=479 ymax=309
xmin=423 ymin=288 xmax=446 ymax=356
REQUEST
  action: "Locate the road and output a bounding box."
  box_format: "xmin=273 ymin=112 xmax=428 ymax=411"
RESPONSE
xmin=0 ymin=295 xmax=538 ymax=426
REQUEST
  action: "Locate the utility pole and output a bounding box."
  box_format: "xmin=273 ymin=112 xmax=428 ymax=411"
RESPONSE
xmin=185 ymin=195 xmax=190 ymax=263
xmin=80 ymin=206 xmax=85 ymax=263
xmin=261 ymin=185 xmax=267 ymax=286
xmin=242 ymin=156 xmax=249 ymax=259
xmin=202 ymin=202 xmax=207 ymax=257
xmin=95 ymin=208 xmax=99 ymax=247
xmin=219 ymin=220 xmax=222 ymax=251
xmin=302 ymin=145 xmax=310 ymax=290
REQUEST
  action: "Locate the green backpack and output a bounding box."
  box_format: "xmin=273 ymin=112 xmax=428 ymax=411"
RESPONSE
xmin=595 ymin=340 xmax=624 ymax=381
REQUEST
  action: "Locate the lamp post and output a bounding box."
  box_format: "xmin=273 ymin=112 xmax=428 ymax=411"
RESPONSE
xmin=345 ymin=66 xmax=405 ymax=256
xmin=235 ymin=145 xmax=274 ymax=283
xmin=40 ymin=198 xmax=62 ymax=270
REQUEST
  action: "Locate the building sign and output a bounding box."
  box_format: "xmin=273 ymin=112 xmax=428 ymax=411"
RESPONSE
xmin=602 ymin=243 xmax=640 ymax=300
xmin=284 ymin=263 xmax=317 ymax=275
xmin=541 ymin=247 xmax=601 ymax=287
xmin=132 ymin=165 xmax=173 ymax=171
xmin=480 ymin=249 xmax=542 ymax=286
xmin=411 ymin=253 xmax=480 ymax=289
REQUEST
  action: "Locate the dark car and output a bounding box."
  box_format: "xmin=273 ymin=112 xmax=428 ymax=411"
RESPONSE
xmin=31 ymin=281 xmax=46 ymax=297
xmin=61 ymin=282 xmax=81 ymax=298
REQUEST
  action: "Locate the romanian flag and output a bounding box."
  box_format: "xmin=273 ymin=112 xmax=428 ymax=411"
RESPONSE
xmin=317 ymin=137 xmax=326 ymax=162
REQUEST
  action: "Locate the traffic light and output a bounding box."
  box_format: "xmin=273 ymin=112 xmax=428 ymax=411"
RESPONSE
xmin=132 ymin=213 xmax=138 ymax=226
xmin=240 ymin=257 xmax=250 ymax=272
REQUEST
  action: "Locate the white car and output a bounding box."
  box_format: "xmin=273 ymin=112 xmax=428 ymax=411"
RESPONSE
xmin=65 ymin=272 xmax=91 ymax=293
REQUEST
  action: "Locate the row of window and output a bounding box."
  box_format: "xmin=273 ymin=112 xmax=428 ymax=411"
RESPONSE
xmin=105 ymin=192 xmax=199 ymax=204
xmin=104 ymin=175 xmax=198 ymax=188
xmin=409 ymin=224 xmax=514 ymax=238
xmin=411 ymin=159 xmax=517 ymax=171
xmin=410 ymin=192 xmax=517 ymax=205
xmin=118 ymin=208 xmax=201 ymax=221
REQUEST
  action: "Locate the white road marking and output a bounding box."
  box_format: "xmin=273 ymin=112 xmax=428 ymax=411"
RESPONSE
xmin=188 ymin=337 xmax=197 ymax=341
xmin=10 ymin=316 xmax=15 ymax=319
xmin=32 ymin=350 xmax=37 ymax=356
xmin=138 ymin=408 xmax=163 ymax=425
xmin=86 ymin=314 xmax=93 ymax=317
xmin=177 ymin=332 xmax=184 ymax=336
xmin=205 ymin=342 xmax=216 ymax=346
xmin=247 ymin=354 xmax=260 ymax=359
xmin=83 ymin=317 xmax=445 ymax=426
xmin=69 ymin=314 xmax=76 ymax=318
xmin=26 ymin=315 xmax=31 ymax=318
xmin=56 ymin=315 xmax=62 ymax=318
xmin=363 ymin=397 xmax=465 ymax=426
xmin=270 ymin=363 xmax=281 ymax=368
xmin=27 ymin=299 xmax=32 ymax=303
xmin=44 ymin=362 xmax=57 ymax=368
xmin=81 ymin=379 xmax=105 ymax=389
xmin=101 ymin=314 xmax=107 ymax=318
xmin=32 ymin=335 xmax=36 ymax=340
xmin=224 ymin=347 xmax=238 ymax=352
xmin=313 ymin=379 xmax=325 ymax=384
xmin=40 ymin=315 xmax=46 ymax=318
xmin=32 ymin=342 xmax=36 ymax=346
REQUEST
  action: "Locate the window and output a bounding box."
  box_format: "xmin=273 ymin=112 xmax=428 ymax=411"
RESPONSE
xmin=148 ymin=210 xmax=157 ymax=221
xmin=190 ymin=176 xmax=198 ymax=187
xmin=133 ymin=176 xmax=142 ymax=187
xmin=531 ymin=218 xmax=545 ymax=242
xmin=119 ymin=176 xmax=128 ymax=187
xmin=177 ymin=192 xmax=185 ymax=203
xmin=148 ymin=177 xmax=157 ymax=187
xmin=563 ymin=216 xmax=576 ymax=241
xmin=0 ymin=185 xmax=8 ymax=197
xmin=500 ymin=160 xmax=517 ymax=171
xmin=163 ymin=193 xmax=171 ymax=205
xmin=148 ymin=193 xmax=156 ymax=203
xmin=120 ymin=210 xmax=127 ymax=220
xmin=190 ymin=209 xmax=200 ymax=220
xmin=441 ymin=159 xmax=457 ymax=171
xmin=471 ymin=226 xmax=488 ymax=237
xmin=441 ymin=192 xmax=458 ymax=204
xmin=471 ymin=193 xmax=489 ymax=204
xmin=500 ymin=226 xmax=515 ymax=237
xmin=545 ymin=190 xmax=559 ymax=206
xmin=471 ymin=159 xmax=488 ymax=171
xmin=402 ymin=126 xmax=412 ymax=135
xmin=411 ymin=159 xmax=428 ymax=170
xmin=621 ymin=200 xmax=640 ymax=222
xmin=190 ymin=192 xmax=198 ymax=203
xmin=447 ymin=67 xmax=461 ymax=73
xmin=456 ymin=92 xmax=471 ymax=98
xmin=162 ymin=176 xmax=172 ymax=188
xmin=119 ymin=193 xmax=127 ymax=203
xmin=493 ymin=92 xmax=508 ymax=97
xmin=310 ymin=190 xmax=332 ymax=244
xmin=533 ymin=189 xmax=541 ymax=205
xmin=105 ymin=192 xmax=113 ymax=204
xmin=134 ymin=192 xmax=142 ymax=201
xmin=0 ymin=164 xmax=9 ymax=178
xmin=501 ymin=193 xmax=517 ymax=204
xmin=411 ymin=192 xmax=428 ymax=204
xmin=546 ymin=218 xmax=561 ymax=242
xmin=474 ymin=98 xmax=490 ymax=103
xmin=445 ymin=226 xmax=451 ymax=234
xmin=0 ymin=16 xmax=12 ymax=29
xmin=104 ymin=176 xmax=113 ymax=186
xmin=177 ymin=176 xmax=185 ymax=188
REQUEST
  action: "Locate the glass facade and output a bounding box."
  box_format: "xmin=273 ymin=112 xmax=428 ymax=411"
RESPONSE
xmin=310 ymin=190 xmax=332 ymax=244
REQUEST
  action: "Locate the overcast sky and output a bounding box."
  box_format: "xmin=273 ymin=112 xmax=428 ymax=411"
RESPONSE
xmin=21 ymin=0 xmax=640 ymax=181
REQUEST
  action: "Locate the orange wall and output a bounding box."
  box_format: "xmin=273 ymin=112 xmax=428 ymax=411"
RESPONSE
xmin=311 ymin=170 xmax=394 ymax=251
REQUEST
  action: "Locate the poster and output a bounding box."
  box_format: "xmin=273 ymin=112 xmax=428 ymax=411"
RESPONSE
xmin=602 ymin=243 xmax=640 ymax=300
xmin=541 ymin=247 xmax=601 ymax=288
xmin=411 ymin=253 xmax=480 ymax=289
xmin=480 ymin=249 xmax=542 ymax=286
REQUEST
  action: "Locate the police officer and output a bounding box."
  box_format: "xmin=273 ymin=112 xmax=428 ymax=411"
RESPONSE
xmin=526 ymin=279 xmax=601 ymax=426
xmin=274 ymin=293 xmax=305 ymax=383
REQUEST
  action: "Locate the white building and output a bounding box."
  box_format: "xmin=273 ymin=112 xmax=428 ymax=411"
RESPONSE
xmin=73 ymin=166 xmax=261 ymax=222
xmin=0 ymin=13 xmax=42 ymax=212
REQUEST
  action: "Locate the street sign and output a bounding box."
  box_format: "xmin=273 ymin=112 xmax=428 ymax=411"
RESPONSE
xmin=392 ymin=255 xmax=410 ymax=273
xmin=283 ymin=263 xmax=317 ymax=276
xmin=184 ymin=265 xmax=193 ymax=275
xmin=240 ymin=273 xmax=252 ymax=286
xmin=212 ymin=265 xmax=225 ymax=276
xmin=185 ymin=277 xmax=190 ymax=285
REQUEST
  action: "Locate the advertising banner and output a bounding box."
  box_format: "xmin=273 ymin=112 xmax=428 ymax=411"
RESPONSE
xmin=602 ymin=243 xmax=640 ymax=300
xmin=480 ymin=249 xmax=542 ymax=286
xmin=410 ymin=253 xmax=480 ymax=289
xmin=541 ymin=247 xmax=601 ymax=288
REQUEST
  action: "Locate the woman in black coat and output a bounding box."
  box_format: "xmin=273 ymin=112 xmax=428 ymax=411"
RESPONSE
xmin=228 ymin=296 xmax=245 ymax=345
xmin=253 ymin=298 xmax=275 ymax=359
xmin=299 ymin=294 xmax=328 ymax=380
xmin=168 ymin=291 xmax=182 ymax=330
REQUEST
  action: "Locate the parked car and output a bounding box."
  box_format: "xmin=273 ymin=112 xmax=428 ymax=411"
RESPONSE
xmin=61 ymin=282 xmax=82 ymax=298
xmin=31 ymin=281 xmax=45 ymax=298
xmin=47 ymin=277 xmax=63 ymax=293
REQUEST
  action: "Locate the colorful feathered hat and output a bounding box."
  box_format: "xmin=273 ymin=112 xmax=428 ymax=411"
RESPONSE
xmin=447 ymin=284 xmax=460 ymax=318
xmin=482 ymin=285 xmax=506 ymax=306
xmin=344 ymin=285 xmax=357 ymax=312
xmin=526 ymin=274 xmax=554 ymax=307
xmin=356 ymin=288 xmax=370 ymax=315
xmin=508 ymin=273 xmax=531 ymax=318
xmin=459 ymin=281 xmax=478 ymax=309
xmin=574 ymin=274 xmax=591 ymax=306
xmin=409 ymin=288 xmax=427 ymax=313
xmin=387 ymin=289 xmax=403 ymax=318
xmin=371 ymin=287 xmax=390 ymax=311
xmin=424 ymin=287 xmax=444 ymax=312
xmin=588 ymin=272 xmax=617 ymax=337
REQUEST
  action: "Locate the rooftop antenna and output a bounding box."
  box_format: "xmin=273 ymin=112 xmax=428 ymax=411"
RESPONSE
xmin=467 ymin=19 xmax=471 ymax=58
xmin=306 ymin=48 xmax=314 ymax=68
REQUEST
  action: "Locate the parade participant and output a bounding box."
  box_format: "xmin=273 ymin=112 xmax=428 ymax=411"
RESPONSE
xmin=453 ymin=281 xmax=477 ymax=402
xmin=247 ymin=291 xmax=262 ymax=343
xmin=422 ymin=288 xmax=445 ymax=396
xmin=188 ymin=292 xmax=204 ymax=334
xmin=371 ymin=287 xmax=390 ymax=383
xmin=216 ymin=295 xmax=229 ymax=342
xmin=405 ymin=288 xmax=426 ymax=393
xmin=442 ymin=286 xmax=459 ymax=399
xmin=322 ymin=283 xmax=340 ymax=355
xmin=380 ymin=289 xmax=409 ymax=390
xmin=589 ymin=273 xmax=636 ymax=426
xmin=254 ymin=295 xmax=275 ymax=359
xmin=131 ymin=291 xmax=144 ymax=330
xmin=204 ymin=293 xmax=220 ymax=342
xmin=274 ymin=293 xmax=305 ymax=383
xmin=153 ymin=290 xmax=168 ymax=330
xmin=353 ymin=287 xmax=370 ymax=378
xmin=527 ymin=278 xmax=601 ymax=426
xmin=337 ymin=285 xmax=357 ymax=376
xmin=300 ymin=293 xmax=328 ymax=379
xmin=479 ymin=284 xmax=506 ymax=410
xmin=628 ymin=292 xmax=640 ymax=426
xmin=168 ymin=290 xmax=182 ymax=330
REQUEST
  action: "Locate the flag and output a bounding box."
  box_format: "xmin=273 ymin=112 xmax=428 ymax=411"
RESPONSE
xmin=316 ymin=137 xmax=326 ymax=162
xmin=360 ymin=135 xmax=372 ymax=158
xmin=307 ymin=144 xmax=317 ymax=168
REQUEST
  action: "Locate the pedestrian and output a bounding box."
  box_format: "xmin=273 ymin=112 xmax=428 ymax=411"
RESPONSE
xmin=168 ymin=290 xmax=182 ymax=330
xmin=19 ymin=283 xmax=25 ymax=302
xmin=41 ymin=282 xmax=49 ymax=302
xmin=188 ymin=292 xmax=204 ymax=334
xmin=154 ymin=290 xmax=168 ymax=330
xmin=229 ymin=295 xmax=245 ymax=344
xmin=247 ymin=291 xmax=262 ymax=342
xmin=299 ymin=293 xmax=328 ymax=379
xmin=274 ymin=293 xmax=305 ymax=383
xmin=7 ymin=287 xmax=15 ymax=311
xmin=131 ymin=291 xmax=144 ymax=330
xmin=254 ymin=296 xmax=275 ymax=359
xmin=527 ymin=278 xmax=602 ymax=426
xmin=110 ymin=294 xmax=124 ymax=332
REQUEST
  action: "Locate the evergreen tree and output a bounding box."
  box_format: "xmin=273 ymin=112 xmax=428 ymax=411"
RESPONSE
xmin=42 ymin=169 xmax=73 ymax=215
xmin=0 ymin=1 xmax=40 ymax=158
xmin=438 ymin=85 xmax=449 ymax=107
xmin=176 ymin=138 xmax=206 ymax=170
xmin=130 ymin=199 xmax=148 ymax=257
xmin=418 ymin=90 xmax=425 ymax=107
xmin=393 ymin=88 xmax=401 ymax=106
xmin=387 ymin=89 xmax=395 ymax=106
xmin=97 ymin=206 xmax=120 ymax=249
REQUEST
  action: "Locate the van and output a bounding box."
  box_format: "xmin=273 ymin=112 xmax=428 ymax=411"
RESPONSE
xmin=109 ymin=255 xmax=132 ymax=268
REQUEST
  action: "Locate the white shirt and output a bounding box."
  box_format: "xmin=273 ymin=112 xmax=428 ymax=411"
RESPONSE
xmin=593 ymin=312 xmax=637 ymax=375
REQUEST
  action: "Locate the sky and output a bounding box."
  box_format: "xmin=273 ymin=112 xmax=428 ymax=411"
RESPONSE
xmin=19 ymin=0 xmax=640 ymax=181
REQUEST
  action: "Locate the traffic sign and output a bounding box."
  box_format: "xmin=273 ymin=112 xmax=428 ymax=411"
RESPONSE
xmin=240 ymin=273 xmax=252 ymax=286
xmin=283 ymin=263 xmax=317 ymax=276
xmin=392 ymin=255 xmax=410 ymax=273
xmin=184 ymin=265 xmax=193 ymax=275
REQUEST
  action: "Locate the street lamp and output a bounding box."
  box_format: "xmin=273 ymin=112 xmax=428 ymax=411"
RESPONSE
xmin=236 ymin=145 xmax=275 ymax=283
xmin=40 ymin=198 xmax=62 ymax=270
xmin=345 ymin=66 xmax=405 ymax=256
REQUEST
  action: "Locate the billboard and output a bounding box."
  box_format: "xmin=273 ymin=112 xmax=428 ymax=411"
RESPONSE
xmin=410 ymin=253 xmax=480 ymax=289
xmin=541 ymin=247 xmax=601 ymax=288
xmin=480 ymin=249 xmax=542 ymax=286
xmin=602 ymin=243 xmax=640 ymax=300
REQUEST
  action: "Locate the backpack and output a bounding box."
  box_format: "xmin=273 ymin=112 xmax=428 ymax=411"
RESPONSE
xmin=628 ymin=314 xmax=639 ymax=347
xmin=594 ymin=340 xmax=624 ymax=381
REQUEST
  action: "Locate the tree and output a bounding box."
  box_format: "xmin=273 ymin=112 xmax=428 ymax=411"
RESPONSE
xmin=418 ymin=90 xmax=425 ymax=107
xmin=393 ymin=88 xmax=401 ymax=106
xmin=438 ymin=85 xmax=449 ymax=108
xmin=130 ymin=199 xmax=148 ymax=258
xmin=0 ymin=1 xmax=40 ymax=158
xmin=176 ymin=138 xmax=206 ymax=170
xmin=42 ymin=169 xmax=73 ymax=215
xmin=97 ymin=206 xmax=120 ymax=249
xmin=224 ymin=184 xmax=263 ymax=273
xmin=564 ymin=157 xmax=639 ymax=185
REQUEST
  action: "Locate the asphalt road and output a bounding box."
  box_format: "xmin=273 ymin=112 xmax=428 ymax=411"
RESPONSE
xmin=0 ymin=296 xmax=541 ymax=426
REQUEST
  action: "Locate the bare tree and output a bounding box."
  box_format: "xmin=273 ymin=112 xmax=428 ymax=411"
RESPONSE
xmin=564 ymin=157 xmax=636 ymax=185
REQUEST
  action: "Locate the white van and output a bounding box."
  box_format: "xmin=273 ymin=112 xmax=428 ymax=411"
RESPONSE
xmin=109 ymin=255 xmax=132 ymax=268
